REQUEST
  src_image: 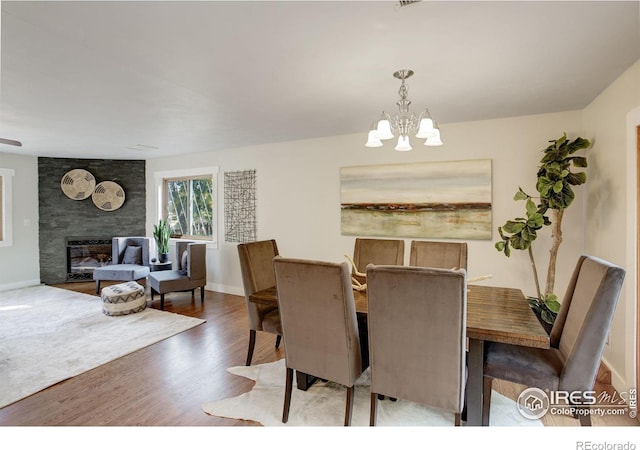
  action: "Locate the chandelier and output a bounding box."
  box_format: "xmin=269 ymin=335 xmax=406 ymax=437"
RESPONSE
xmin=365 ymin=69 xmax=443 ymax=151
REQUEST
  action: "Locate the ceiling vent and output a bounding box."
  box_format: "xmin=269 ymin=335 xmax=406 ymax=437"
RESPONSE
xmin=396 ymin=0 xmax=422 ymax=8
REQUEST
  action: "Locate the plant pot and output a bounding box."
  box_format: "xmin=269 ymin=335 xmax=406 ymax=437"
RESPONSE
xmin=158 ymin=253 xmax=169 ymax=263
xmin=531 ymin=307 xmax=553 ymax=336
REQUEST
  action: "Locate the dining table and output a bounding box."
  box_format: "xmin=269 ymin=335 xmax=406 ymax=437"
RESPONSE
xmin=249 ymin=283 xmax=550 ymax=426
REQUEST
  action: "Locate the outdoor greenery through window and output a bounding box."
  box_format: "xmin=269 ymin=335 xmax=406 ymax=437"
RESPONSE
xmin=163 ymin=175 xmax=213 ymax=240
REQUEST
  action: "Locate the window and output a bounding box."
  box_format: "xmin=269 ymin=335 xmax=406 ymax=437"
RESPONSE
xmin=0 ymin=168 xmax=15 ymax=247
xmin=155 ymin=167 xmax=218 ymax=243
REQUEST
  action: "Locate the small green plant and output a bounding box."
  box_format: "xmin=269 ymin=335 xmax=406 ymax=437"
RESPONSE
xmin=495 ymin=133 xmax=590 ymax=324
xmin=153 ymin=219 xmax=171 ymax=255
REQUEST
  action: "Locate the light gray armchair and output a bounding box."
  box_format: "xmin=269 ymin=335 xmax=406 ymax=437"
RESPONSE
xmin=148 ymin=241 xmax=206 ymax=310
xmin=482 ymin=255 xmax=625 ymax=426
xmin=93 ymin=236 xmax=151 ymax=294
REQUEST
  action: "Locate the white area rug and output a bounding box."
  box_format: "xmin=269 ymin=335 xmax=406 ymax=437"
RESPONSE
xmin=202 ymin=358 xmax=542 ymax=426
xmin=0 ymin=284 xmax=205 ymax=408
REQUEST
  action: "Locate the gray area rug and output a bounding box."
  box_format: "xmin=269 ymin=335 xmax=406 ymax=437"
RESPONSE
xmin=202 ymin=358 xmax=543 ymax=426
xmin=0 ymin=284 xmax=205 ymax=408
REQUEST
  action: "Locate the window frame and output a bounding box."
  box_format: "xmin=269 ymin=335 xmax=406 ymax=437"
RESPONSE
xmin=154 ymin=167 xmax=218 ymax=247
xmin=0 ymin=168 xmax=15 ymax=248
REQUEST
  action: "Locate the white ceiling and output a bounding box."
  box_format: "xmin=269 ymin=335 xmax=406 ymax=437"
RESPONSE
xmin=1 ymin=1 xmax=639 ymax=160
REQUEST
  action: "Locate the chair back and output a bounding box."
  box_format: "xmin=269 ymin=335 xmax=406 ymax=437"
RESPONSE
xmin=113 ymin=236 xmax=150 ymax=266
xmin=409 ymin=240 xmax=467 ymax=270
xmin=549 ymin=255 xmax=625 ymax=393
xmin=273 ymin=257 xmax=362 ymax=387
xmin=176 ymin=241 xmax=206 ymax=283
xmin=352 ymin=238 xmax=404 ymax=283
xmin=366 ymin=264 xmax=467 ymax=414
xmin=238 ymin=240 xmax=280 ymax=329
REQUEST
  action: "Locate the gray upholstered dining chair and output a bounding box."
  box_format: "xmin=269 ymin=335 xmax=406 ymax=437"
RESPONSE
xmin=482 ymin=255 xmax=625 ymax=426
xmin=273 ymin=257 xmax=364 ymax=426
xmin=409 ymin=240 xmax=468 ymax=270
xmin=148 ymin=241 xmax=206 ymax=310
xmin=93 ymin=236 xmax=151 ymax=294
xmin=237 ymin=240 xmax=282 ymax=366
xmin=366 ymin=264 xmax=467 ymax=426
xmin=351 ymin=238 xmax=404 ymax=284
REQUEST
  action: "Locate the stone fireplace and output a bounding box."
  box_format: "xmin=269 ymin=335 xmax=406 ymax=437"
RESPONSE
xmin=65 ymin=237 xmax=113 ymax=281
xmin=38 ymin=157 xmax=146 ymax=285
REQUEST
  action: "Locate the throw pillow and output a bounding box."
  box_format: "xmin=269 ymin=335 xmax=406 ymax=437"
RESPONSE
xmin=181 ymin=250 xmax=189 ymax=274
xmin=123 ymin=246 xmax=142 ymax=265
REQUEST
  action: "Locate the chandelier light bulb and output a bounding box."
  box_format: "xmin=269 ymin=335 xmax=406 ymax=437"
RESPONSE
xmin=394 ymin=135 xmax=412 ymax=151
xmin=365 ymin=129 xmax=383 ymax=147
xmin=424 ymin=128 xmax=443 ymax=146
xmin=376 ymin=118 xmax=394 ymax=140
xmin=416 ymin=117 xmax=436 ymax=139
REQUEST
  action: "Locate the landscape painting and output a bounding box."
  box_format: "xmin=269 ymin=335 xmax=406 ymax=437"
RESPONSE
xmin=340 ymin=159 xmax=492 ymax=240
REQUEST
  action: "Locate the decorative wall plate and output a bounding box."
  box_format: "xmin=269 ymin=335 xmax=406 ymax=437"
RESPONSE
xmin=92 ymin=181 xmax=125 ymax=211
xmin=60 ymin=169 xmax=96 ymax=200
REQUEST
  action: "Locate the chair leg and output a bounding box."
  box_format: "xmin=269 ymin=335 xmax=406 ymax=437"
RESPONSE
xmin=275 ymin=334 xmax=282 ymax=349
xmin=160 ymin=293 xmax=165 ymax=310
xmin=246 ymin=330 xmax=257 ymax=366
xmin=344 ymin=385 xmax=355 ymax=426
xmin=482 ymin=376 xmax=493 ymax=426
xmin=200 ymin=286 xmax=205 ymax=303
xmin=575 ymin=406 xmax=592 ymax=426
xmin=150 ymin=289 xmax=155 ymax=301
xmin=370 ymin=392 xmax=378 ymax=426
xmin=454 ymin=412 xmax=461 ymax=426
xmin=95 ymin=280 xmax=100 ymax=294
xmin=283 ymin=367 xmax=294 ymax=423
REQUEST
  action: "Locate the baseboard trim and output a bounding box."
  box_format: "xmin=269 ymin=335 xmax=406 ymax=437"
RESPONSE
xmin=206 ymin=282 xmax=243 ymax=297
xmin=597 ymin=360 xmax=612 ymax=385
xmin=0 ymin=279 xmax=42 ymax=292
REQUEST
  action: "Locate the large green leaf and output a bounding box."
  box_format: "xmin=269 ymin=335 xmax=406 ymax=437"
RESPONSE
xmin=526 ymin=198 xmax=537 ymax=215
xmin=569 ymin=156 xmax=588 ymax=167
xmin=545 ymin=298 xmax=561 ymax=314
xmin=566 ymin=171 xmax=587 ymax=185
xmin=567 ymin=136 xmax=590 ymax=154
xmin=514 ymin=188 xmax=529 ymax=201
xmin=510 ymin=234 xmax=528 ymax=250
xmin=553 ymin=180 xmax=564 ymax=193
xmin=527 ymin=214 xmax=544 ymax=228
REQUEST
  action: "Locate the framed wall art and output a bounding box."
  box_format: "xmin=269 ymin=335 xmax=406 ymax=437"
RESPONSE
xmin=340 ymin=159 xmax=492 ymax=240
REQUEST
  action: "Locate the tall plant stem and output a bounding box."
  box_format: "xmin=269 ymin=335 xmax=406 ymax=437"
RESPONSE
xmin=546 ymin=208 xmax=563 ymax=297
xmin=528 ymin=245 xmax=542 ymax=299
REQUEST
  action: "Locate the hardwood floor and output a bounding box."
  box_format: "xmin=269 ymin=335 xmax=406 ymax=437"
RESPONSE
xmin=0 ymin=281 xmax=637 ymax=427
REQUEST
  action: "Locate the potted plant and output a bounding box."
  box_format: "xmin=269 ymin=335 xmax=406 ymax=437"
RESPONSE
xmin=153 ymin=219 xmax=171 ymax=263
xmin=495 ymin=133 xmax=590 ymax=330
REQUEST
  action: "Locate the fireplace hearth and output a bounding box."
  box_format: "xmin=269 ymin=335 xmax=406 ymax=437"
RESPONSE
xmin=66 ymin=237 xmax=112 ymax=281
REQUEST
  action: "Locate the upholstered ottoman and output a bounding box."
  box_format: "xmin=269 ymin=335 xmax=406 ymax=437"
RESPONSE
xmin=101 ymin=281 xmax=147 ymax=316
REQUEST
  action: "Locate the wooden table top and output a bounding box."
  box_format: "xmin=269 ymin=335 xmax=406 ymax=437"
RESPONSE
xmin=249 ymin=283 xmax=549 ymax=349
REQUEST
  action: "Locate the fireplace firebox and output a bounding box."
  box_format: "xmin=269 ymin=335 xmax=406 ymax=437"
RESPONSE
xmin=66 ymin=237 xmax=112 ymax=281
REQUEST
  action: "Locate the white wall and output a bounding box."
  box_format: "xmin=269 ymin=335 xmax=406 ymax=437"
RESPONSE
xmin=0 ymin=151 xmax=40 ymax=290
xmin=583 ymin=58 xmax=640 ymax=395
xmin=146 ymin=111 xmax=585 ymax=304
